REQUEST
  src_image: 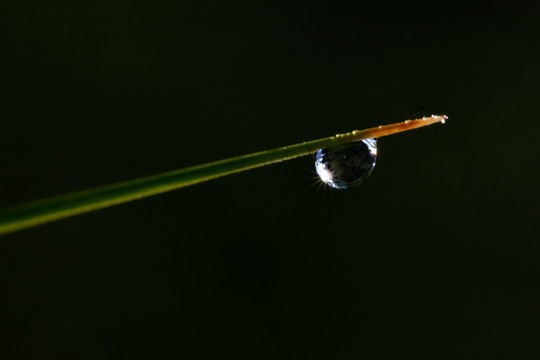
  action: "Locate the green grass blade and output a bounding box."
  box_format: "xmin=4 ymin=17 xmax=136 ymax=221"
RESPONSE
xmin=0 ymin=116 xmax=446 ymax=236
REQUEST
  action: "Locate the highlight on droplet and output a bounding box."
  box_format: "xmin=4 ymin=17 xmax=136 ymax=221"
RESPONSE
xmin=315 ymin=138 xmax=377 ymax=189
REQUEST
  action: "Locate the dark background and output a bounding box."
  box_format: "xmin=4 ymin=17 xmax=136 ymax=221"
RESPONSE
xmin=1 ymin=1 xmax=539 ymax=359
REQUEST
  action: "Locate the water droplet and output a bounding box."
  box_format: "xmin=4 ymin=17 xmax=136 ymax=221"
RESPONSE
xmin=315 ymin=139 xmax=377 ymax=189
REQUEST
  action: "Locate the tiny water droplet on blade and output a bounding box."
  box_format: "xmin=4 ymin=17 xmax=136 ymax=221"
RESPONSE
xmin=315 ymin=139 xmax=377 ymax=189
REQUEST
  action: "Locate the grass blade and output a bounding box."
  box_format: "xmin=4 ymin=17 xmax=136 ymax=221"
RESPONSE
xmin=0 ymin=116 xmax=446 ymax=236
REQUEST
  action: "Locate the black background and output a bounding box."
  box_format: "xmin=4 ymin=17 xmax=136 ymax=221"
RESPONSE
xmin=1 ymin=1 xmax=539 ymax=359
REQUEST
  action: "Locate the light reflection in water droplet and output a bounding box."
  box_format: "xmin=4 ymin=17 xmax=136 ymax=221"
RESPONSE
xmin=315 ymin=138 xmax=377 ymax=189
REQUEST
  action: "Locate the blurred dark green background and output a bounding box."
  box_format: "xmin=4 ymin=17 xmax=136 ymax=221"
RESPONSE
xmin=1 ymin=1 xmax=539 ymax=359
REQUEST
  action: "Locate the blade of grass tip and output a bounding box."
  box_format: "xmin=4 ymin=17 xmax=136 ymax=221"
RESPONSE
xmin=0 ymin=115 xmax=447 ymax=236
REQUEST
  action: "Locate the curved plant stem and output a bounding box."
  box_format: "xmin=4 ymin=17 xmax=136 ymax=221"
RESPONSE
xmin=0 ymin=115 xmax=446 ymax=236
